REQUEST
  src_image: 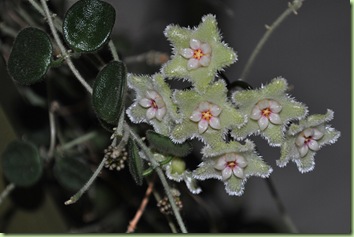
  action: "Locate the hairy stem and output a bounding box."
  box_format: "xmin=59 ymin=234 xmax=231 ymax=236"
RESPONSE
xmin=108 ymin=40 xmax=120 ymax=62
xmin=128 ymin=125 xmax=188 ymax=233
xmin=239 ymin=0 xmax=304 ymax=81
xmin=56 ymin=131 xmax=98 ymax=153
xmin=40 ymin=0 xmax=92 ymax=94
xmin=0 ymin=183 xmax=15 ymax=206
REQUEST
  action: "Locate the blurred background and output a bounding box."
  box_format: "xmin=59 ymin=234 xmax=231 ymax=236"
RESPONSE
xmin=0 ymin=0 xmax=351 ymax=234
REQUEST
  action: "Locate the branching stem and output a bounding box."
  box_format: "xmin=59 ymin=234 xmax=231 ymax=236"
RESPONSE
xmin=0 ymin=183 xmax=15 ymax=206
xmin=239 ymin=0 xmax=304 ymax=81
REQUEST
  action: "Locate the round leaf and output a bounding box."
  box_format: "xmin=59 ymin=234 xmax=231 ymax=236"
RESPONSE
xmin=1 ymin=140 xmax=43 ymax=187
xmin=92 ymin=61 xmax=127 ymax=124
xmin=53 ymin=156 xmax=93 ymax=191
xmin=63 ymin=0 xmax=116 ymax=52
xmin=7 ymin=27 xmax=52 ymax=85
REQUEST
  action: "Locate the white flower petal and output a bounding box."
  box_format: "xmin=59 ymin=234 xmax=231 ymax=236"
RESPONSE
xmin=269 ymin=113 xmax=282 ymax=124
xmin=139 ymin=98 xmax=151 ymax=108
xmin=210 ymin=104 xmax=221 ymax=116
xmin=313 ymin=128 xmax=324 ymax=140
xmin=198 ymin=102 xmax=210 ymax=111
xmin=303 ymin=128 xmax=314 ymax=137
xmin=250 ymin=107 xmax=261 ymax=120
xmin=201 ymin=43 xmax=211 ymax=54
xmin=154 ymin=97 xmax=165 ymax=108
xmin=308 ymin=140 xmax=320 ymax=151
xmin=146 ymin=107 xmax=156 ymax=120
xmin=235 ymin=155 xmax=247 ymax=168
xmin=233 ymin=166 xmax=244 ymax=179
xmin=295 ymin=135 xmax=305 ymax=147
xmin=298 ymin=145 xmax=309 ymax=157
xmin=198 ymin=119 xmax=209 ymax=134
xmin=258 ymin=99 xmax=269 ymax=110
xmin=214 ymin=157 xmax=226 ymax=170
xmin=156 ymin=107 xmax=166 ymax=121
xmin=222 ymin=167 xmax=232 ymax=180
xmin=190 ymin=38 xmax=201 ymax=50
xmin=199 ymin=55 xmax=210 ymax=66
xmin=190 ymin=111 xmax=202 ymax=122
xmin=209 ymin=117 xmax=221 ymax=130
xmin=269 ymin=100 xmax=282 ymax=113
xmin=146 ymin=90 xmax=158 ymax=100
xmin=258 ymin=116 xmax=269 ymax=130
xmin=180 ymin=48 xmax=194 ymax=58
xmin=187 ymin=58 xmax=199 ymax=70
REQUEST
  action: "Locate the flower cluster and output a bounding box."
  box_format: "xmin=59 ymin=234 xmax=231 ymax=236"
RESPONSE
xmin=126 ymin=15 xmax=340 ymax=196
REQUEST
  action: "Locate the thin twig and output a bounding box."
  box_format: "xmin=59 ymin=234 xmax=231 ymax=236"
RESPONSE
xmin=128 ymin=125 xmax=188 ymax=233
xmin=108 ymin=40 xmax=120 ymax=61
xmin=56 ymin=131 xmax=98 ymax=153
xmin=265 ymin=177 xmax=299 ymax=233
xmin=40 ymin=0 xmax=93 ymax=94
xmin=126 ymin=180 xmax=155 ymax=233
xmin=47 ymin=101 xmax=59 ymax=158
xmin=239 ymin=0 xmax=304 ymax=81
xmin=0 ymin=183 xmax=15 ymax=206
xmin=65 ymin=126 xmax=129 ymax=205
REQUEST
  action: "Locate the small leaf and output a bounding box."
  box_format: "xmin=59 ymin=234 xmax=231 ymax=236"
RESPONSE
xmin=146 ymin=130 xmax=192 ymax=157
xmin=7 ymin=27 xmax=52 ymax=85
xmin=127 ymin=138 xmax=143 ymax=186
xmin=92 ymin=61 xmax=127 ymax=124
xmin=53 ymin=156 xmax=93 ymax=191
xmin=1 ymin=140 xmax=43 ymax=187
xmin=63 ymin=0 xmax=116 ymax=52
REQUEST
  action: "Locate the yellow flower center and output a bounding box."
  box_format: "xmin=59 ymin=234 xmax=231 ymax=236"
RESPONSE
xmin=261 ymin=108 xmax=271 ymax=118
xmin=202 ymin=110 xmax=212 ymax=121
xmin=193 ymin=49 xmax=204 ymax=60
xmin=227 ymin=161 xmax=237 ymax=168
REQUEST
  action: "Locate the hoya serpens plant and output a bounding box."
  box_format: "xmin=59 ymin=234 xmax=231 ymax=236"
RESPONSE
xmin=0 ymin=0 xmax=341 ymax=234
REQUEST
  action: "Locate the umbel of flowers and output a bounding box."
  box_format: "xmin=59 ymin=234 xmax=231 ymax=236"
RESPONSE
xmin=126 ymin=14 xmax=340 ymax=196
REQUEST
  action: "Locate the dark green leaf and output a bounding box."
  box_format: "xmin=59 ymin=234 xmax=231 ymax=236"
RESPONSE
xmin=127 ymin=138 xmax=143 ymax=186
xmin=1 ymin=140 xmax=42 ymax=187
xmin=7 ymin=27 xmax=52 ymax=85
xmin=146 ymin=130 xmax=192 ymax=157
xmin=53 ymin=156 xmax=93 ymax=191
xmin=63 ymin=0 xmax=116 ymax=52
xmin=92 ymin=61 xmax=127 ymax=124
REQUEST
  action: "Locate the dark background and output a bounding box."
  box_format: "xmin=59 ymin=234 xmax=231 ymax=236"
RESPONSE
xmin=108 ymin=0 xmax=351 ymax=233
xmin=0 ymin=0 xmax=350 ymax=234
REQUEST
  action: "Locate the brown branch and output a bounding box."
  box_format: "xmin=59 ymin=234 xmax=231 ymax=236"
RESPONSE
xmin=126 ymin=180 xmax=155 ymax=233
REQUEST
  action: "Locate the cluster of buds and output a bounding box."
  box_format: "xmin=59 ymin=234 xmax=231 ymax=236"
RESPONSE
xmin=103 ymin=145 xmax=128 ymax=171
xmin=157 ymin=189 xmax=183 ymax=215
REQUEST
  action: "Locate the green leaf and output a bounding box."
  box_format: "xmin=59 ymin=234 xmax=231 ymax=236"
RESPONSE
xmin=7 ymin=27 xmax=52 ymax=85
xmin=146 ymin=130 xmax=192 ymax=157
xmin=1 ymin=140 xmax=43 ymax=187
xmin=63 ymin=0 xmax=116 ymax=52
xmin=127 ymin=138 xmax=143 ymax=186
xmin=92 ymin=61 xmax=127 ymax=124
xmin=53 ymin=156 xmax=93 ymax=191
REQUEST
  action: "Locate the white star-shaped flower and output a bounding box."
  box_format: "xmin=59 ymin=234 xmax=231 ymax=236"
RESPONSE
xmin=214 ymin=153 xmax=248 ymax=180
xmin=180 ymin=39 xmax=211 ymax=70
xmin=190 ymin=102 xmax=221 ymax=134
xmin=295 ymin=128 xmax=324 ymax=157
xmin=250 ymin=99 xmax=282 ymax=130
xmin=139 ymin=90 xmax=167 ymax=121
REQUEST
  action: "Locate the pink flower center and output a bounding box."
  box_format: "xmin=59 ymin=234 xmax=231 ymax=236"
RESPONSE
xmin=261 ymin=107 xmax=271 ymax=118
xmin=151 ymin=100 xmax=158 ymax=109
xmin=201 ymin=110 xmax=212 ymax=121
xmin=193 ymin=49 xmax=204 ymax=60
xmin=226 ymin=161 xmax=237 ymax=169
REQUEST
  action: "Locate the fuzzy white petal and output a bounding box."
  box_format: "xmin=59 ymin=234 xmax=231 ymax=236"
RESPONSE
xmin=180 ymin=48 xmax=194 ymax=58
xmin=298 ymin=145 xmax=309 ymax=157
xmin=308 ymin=140 xmax=320 ymax=151
xmin=214 ymin=157 xmax=226 ymax=170
xmin=250 ymin=107 xmax=261 ymax=120
xmin=154 ymin=97 xmax=165 ymax=108
xmin=295 ymin=136 xmax=305 ymax=147
xmin=198 ymin=120 xmax=209 ymax=134
xmin=156 ymin=107 xmax=166 ymax=121
xmin=187 ymin=58 xmax=199 ymax=70
xmin=190 ymin=38 xmax=201 ymax=50
xmin=233 ymin=166 xmax=244 ymax=178
xmin=235 ymin=155 xmax=247 ymax=168
xmin=146 ymin=90 xmax=158 ymax=100
xmin=269 ymin=100 xmax=282 ymax=113
xmin=146 ymin=107 xmax=156 ymax=120
xmin=269 ymin=113 xmax=282 ymax=124
xmin=210 ymin=104 xmax=221 ymax=116
xmin=209 ymin=117 xmax=221 ymax=130
xmin=303 ymin=128 xmax=314 ymax=137
xmin=222 ymin=167 xmax=232 ymax=180
xmin=313 ymin=129 xmax=324 ymax=140
xmin=258 ymin=100 xmax=269 ymax=110
xmin=199 ymin=55 xmax=211 ymax=66
xmin=201 ymin=43 xmax=211 ymax=54
xmin=139 ymin=98 xmax=151 ymax=108
xmin=258 ymin=116 xmax=269 ymax=130
xmin=190 ymin=111 xmax=202 ymax=122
